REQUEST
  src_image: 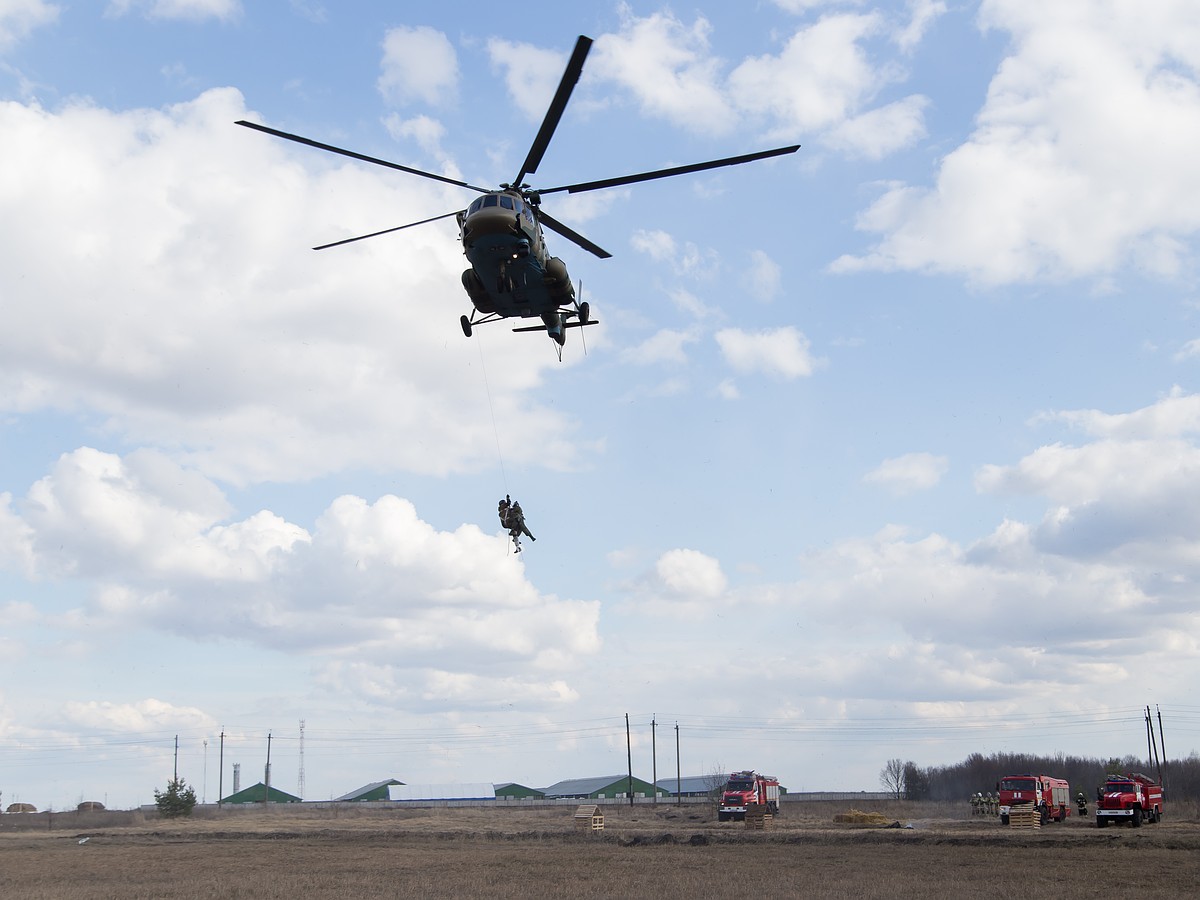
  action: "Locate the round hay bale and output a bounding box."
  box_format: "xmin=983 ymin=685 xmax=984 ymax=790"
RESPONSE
xmin=6 ymin=802 xmax=38 ymax=813
xmin=77 ymin=801 xmax=106 ymax=812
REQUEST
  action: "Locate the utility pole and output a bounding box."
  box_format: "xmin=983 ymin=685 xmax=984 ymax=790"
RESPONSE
xmin=1157 ymin=705 xmax=1168 ymax=787
xmin=218 ymin=730 xmax=224 ymax=808
xmin=264 ymin=732 xmax=272 ymax=804
xmin=651 ymin=717 xmax=658 ymax=805
xmin=1145 ymin=707 xmax=1158 ymax=772
xmin=625 ymin=713 xmax=633 ymax=807
xmin=203 ymin=739 xmax=208 ymax=804
xmin=173 ymin=735 xmax=178 ymax=781
xmin=298 ymin=720 xmax=306 ymax=799
xmin=675 ymin=722 xmax=681 ymax=807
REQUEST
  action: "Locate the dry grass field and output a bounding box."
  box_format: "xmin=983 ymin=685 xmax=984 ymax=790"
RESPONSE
xmin=2 ymin=800 xmax=1199 ymax=899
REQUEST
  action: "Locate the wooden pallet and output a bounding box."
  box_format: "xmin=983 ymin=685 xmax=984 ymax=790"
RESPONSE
xmin=745 ymin=803 xmax=773 ymax=830
xmin=1007 ymin=806 xmax=1042 ymax=828
xmin=573 ymin=804 xmax=604 ymax=831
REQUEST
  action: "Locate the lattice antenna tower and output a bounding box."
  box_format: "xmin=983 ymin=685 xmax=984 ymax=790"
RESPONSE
xmin=297 ymin=719 xmax=306 ymax=798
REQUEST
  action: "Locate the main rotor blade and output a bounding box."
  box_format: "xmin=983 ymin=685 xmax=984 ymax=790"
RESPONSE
xmin=236 ymin=120 xmax=490 ymax=193
xmin=511 ymin=35 xmax=592 ymax=188
xmin=538 ymin=210 xmax=612 ymax=259
xmin=313 ymin=210 xmax=463 ymax=250
xmin=538 ymin=144 xmax=801 ymax=196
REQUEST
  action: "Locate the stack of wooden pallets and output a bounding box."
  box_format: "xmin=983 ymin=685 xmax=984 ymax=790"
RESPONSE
xmin=1007 ymin=805 xmax=1042 ymax=828
xmin=745 ymin=803 xmax=773 ymax=830
xmin=573 ymin=804 xmax=604 ymax=832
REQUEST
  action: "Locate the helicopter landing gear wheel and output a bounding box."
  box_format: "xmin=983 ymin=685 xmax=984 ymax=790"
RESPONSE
xmin=577 ymin=301 xmax=590 ymax=325
xmin=460 ymin=315 xmax=473 ymax=338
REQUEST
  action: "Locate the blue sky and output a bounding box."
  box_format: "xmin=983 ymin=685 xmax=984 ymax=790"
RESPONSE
xmin=2 ymin=0 xmax=1200 ymax=810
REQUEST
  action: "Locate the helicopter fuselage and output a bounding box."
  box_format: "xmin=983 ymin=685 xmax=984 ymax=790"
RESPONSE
xmin=457 ymin=190 xmax=575 ymax=340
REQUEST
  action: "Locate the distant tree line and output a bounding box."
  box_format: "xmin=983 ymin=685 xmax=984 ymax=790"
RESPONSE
xmin=892 ymin=751 xmax=1200 ymax=802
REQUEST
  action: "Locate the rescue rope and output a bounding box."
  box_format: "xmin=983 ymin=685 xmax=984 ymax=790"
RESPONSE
xmin=476 ymin=336 xmax=508 ymax=496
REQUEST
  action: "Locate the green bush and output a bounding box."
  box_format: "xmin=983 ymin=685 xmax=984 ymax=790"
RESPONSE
xmin=154 ymin=776 xmax=197 ymax=818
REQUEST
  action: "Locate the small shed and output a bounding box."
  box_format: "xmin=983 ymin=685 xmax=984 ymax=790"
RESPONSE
xmin=220 ymin=782 xmax=302 ymax=804
xmin=495 ymin=782 xmax=545 ymax=799
xmin=574 ymin=804 xmax=605 ymax=831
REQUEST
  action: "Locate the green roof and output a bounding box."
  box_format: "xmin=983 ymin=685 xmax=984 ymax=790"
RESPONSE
xmin=220 ymin=782 xmax=302 ymax=804
xmin=542 ymin=775 xmax=664 ymax=799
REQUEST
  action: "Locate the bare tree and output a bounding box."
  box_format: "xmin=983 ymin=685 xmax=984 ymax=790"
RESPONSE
xmin=703 ymin=762 xmax=729 ymax=805
xmin=879 ymin=758 xmax=905 ymax=799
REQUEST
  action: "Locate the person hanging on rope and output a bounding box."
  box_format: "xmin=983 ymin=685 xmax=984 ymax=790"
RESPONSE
xmin=498 ymin=494 xmax=535 ymax=552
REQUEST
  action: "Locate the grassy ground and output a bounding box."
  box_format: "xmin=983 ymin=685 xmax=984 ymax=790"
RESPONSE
xmin=2 ymin=800 xmax=1198 ymax=899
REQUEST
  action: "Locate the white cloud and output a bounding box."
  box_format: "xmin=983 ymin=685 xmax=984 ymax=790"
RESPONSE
xmin=655 ymin=548 xmax=727 ymax=598
xmin=631 ymin=228 xmax=676 ymax=262
xmin=383 ymin=113 xmax=447 ymax=157
xmin=1174 ymin=339 xmax=1200 ymax=362
xmin=895 ymin=0 xmax=948 ymax=53
xmin=487 ymin=37 xmax=570 ymax=123
xmin=715 ymin=327 xmax=823 ymax=378
xmin=0 ymin=0 xmax=57 ymax=49
xmin=378 ymin=25 xmax=458 ymax=107
xmin=825 ymin=94 xmax=929 ymax=159
xmin=729 ymin=12 xmax=918 ymax=143
xmin=63 ymin=698 xmax=214 ymax=732
xmin=746 ymin=249 xmax=783 ymax=301
xmin=834 ymin=0 xmax=1200 ymax=284
xmin=592 ymin=6 xmax=738 ymax=135
xmin=0 ymin=88 xmax=583 ymax=485
xmin=2 ymin=449 xmax=602 ymax=681
xmin=627 ymin=548 xmax=729 ymax=615
xmin=864 ymin=452 xmax=949 ymax=495
xmin=976 ymin=392 xmax=1200 ymax=563
xmin=620 ymin=328 xmax=698 ymax=366
xmin=288 ymin=0 xmax=324 ymax=24
xmin=584 ymin=7 xmax=927 ymax=158
xmin=105 ymin=0 xmax=240 ymax=21
xmin=317 ymin=663 xmax=580 ymax=710
xmin=0 ymin=493 xmax=35 ymax=576
xmin=1032 ymin=386 xmax=1200 ymax=439
xmin=630 ymin=229 xmax=719 ymax=279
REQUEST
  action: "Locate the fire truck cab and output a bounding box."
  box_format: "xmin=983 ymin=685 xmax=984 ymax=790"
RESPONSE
xmin=1096 ymin=773 xmax=1163 ymax=827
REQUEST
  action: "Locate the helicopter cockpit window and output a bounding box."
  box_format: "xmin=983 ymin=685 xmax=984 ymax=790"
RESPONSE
xmin=499 ymin=195 xmax=514 ymax=210
xmin=482 ymin=195 xmax=499 ymax=208
xmin=467 ymin=198 xmax=484 ymax=215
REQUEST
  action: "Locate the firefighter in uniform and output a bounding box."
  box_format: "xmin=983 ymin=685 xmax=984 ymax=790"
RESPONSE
xmin=1076 ymin=791 xmax=1088 ymax=817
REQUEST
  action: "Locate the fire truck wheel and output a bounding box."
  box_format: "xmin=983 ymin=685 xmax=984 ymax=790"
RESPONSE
xmin=1097 ymin=817 xmax=1108 ymax=828
xmin=1132 ymin=808 xmax=1142 ymax=827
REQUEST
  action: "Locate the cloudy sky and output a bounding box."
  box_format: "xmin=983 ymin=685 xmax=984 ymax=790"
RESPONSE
xmin=3 ymin=0 xmax=1200 ymax=809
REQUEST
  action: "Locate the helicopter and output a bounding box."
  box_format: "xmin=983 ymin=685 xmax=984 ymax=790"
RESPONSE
xmin=236 ymin=35 xmax=799 ymax=349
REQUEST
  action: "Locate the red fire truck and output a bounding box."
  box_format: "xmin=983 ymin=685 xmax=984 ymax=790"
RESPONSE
xmin=995 ymin=774 xmax=1071 ymax=824
xmin=1096 ymin=773 xmax=1163 ymax=827
xmin=718 ymin=771 xmax=781 ymax=822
